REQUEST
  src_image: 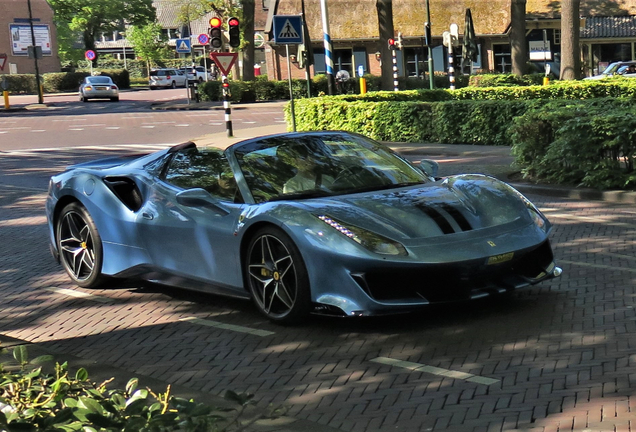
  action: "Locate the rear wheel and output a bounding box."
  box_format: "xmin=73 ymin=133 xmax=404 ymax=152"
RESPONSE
xmin=245 ymin=227 xmax=311 ymax=323
xmin=110 ymin=96 xmax=119 ymax=102
xmin=56 ymin=203 xmax=105 ymax=288
xmin=171 ymin=81 xmax=177 ymax=89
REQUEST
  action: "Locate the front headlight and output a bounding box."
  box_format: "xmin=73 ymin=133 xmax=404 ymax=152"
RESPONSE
xmin=317 ymin=215 xmax=408 ymax=256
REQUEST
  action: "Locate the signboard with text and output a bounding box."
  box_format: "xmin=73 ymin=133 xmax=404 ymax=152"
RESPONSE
xmin=10 ymin=24 xmax=52 ymax=56
xmin=529 ymin=40 xmax=552 ymax=61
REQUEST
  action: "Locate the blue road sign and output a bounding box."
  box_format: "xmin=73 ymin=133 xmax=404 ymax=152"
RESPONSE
xmin=198 ymin=33 xmax=209 ymax=45
xmin=85 ymin=50 xmax=96 ymax=61
xmin=273 ymin=15 xmax=303 ymax=45
xmin=176 ymin=38 xmax=191 ymax=53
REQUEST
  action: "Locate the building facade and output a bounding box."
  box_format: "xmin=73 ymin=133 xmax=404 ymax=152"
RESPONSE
xmin=265 ymin=0 xmax=636 ymax=80
xmin=0 ymin=0 xmax=60 ymax=75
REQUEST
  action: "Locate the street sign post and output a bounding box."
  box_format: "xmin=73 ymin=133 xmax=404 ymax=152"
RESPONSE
xmin=176 ymin=38 xmax=191 ymax=53
xmin=273 ymin=15 xmax=303 ymax=45
xmin=209 ymin=52 xmax=238 ymax=76
xmin=85 ymin=50 xmax=95 ymax=75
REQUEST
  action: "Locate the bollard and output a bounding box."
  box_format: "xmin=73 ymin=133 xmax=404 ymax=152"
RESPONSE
xmin=3 ymin=91 xmax=9 ymax=110
xmin=543 ymin=76 xmax=550 ymax=86
xmin=360 ymin=77 xmax=367 ymax=95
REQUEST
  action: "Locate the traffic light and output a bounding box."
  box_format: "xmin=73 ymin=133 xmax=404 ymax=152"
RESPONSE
xmin=388 ymin=38 xmax=396 ymax=51
xmin=228 ymin=17 xmax=240 ymax=48
xmin=209 ymin=17 xmax=222 ymax=49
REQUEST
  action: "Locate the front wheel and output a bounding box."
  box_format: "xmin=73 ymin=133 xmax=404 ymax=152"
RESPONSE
xmin=245 ymin=227 xmax=311 ymax=324
xmin=56 ymin=202 xmax=105 ymax=288
xmin=171 ymin=81 xmax=176 ymax=89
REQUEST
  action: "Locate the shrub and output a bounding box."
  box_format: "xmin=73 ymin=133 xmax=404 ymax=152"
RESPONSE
xmin=468 ymin=73 xmax=543 ymax=87
xmin=43 ymin=72 xmax=89 ymax=92
xmin=3 ymin=74 xmax=38 ymax=94
xmin=0 ymin=345 xmax=282 ymax=432
xmin=510 ymin=99 xmax=636 ymax=188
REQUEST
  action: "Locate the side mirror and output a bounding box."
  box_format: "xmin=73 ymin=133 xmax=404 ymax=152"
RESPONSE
xmin=176 ymin=188 xmax=230 ymax=215
xmin=419 ymin=159 xmax=439 ymax=178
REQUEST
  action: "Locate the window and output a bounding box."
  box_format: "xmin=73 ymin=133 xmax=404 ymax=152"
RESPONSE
xmin=553 ymin=29 xmax=561 ymax=45
xmin=312 ymin=48 xmax=353 ymax=75
xmin=492 ymin=43 xmax=512 ymax=73
xmin=404 ymin=47 xmax=427 ymax=77
xmin=164 ymin=148 xmax=240 ymax=202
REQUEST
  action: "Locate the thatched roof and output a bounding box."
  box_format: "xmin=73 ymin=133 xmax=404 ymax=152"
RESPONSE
xmin=527 ymin=0 xmax=636 ymax=18
xmin=275 ymin=0 xmax=512 ymax=39
xmin=274 ymin=0 xmax=636 ymax=41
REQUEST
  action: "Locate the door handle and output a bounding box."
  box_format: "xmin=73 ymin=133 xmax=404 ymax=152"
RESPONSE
xmin=142 ymin=212 xmax=154 ymax=220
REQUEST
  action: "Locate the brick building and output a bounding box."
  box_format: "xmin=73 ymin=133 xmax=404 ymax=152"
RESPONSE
xmin=264 ymin=0 xmax=636 ymax=80
xmin=0 ymin=0 xmax=60 ymax=75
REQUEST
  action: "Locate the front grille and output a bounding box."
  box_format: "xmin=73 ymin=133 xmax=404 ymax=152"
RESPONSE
xmin=353 ymin=240 xmax=554 ymax=303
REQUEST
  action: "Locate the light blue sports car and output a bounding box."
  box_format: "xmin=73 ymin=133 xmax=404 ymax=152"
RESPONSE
xmin=46 ymin=132 xmax=561 ymax=323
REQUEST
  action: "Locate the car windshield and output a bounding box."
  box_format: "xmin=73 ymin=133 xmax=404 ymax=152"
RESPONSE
xmin=234 ymin=133 xmax=430 ymax=203
xmin=87 ymin=77 xmax=111 ymax=84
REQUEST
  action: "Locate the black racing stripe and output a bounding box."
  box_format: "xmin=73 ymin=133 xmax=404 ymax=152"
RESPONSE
xmin=440 ymin=203 xmax=472 ymax=232
xmin=416 ymin=203 xmax=454 ymax=234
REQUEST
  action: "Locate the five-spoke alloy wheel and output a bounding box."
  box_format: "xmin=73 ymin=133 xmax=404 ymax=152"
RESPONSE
xmin=245 ymin=227 xmax=311 ymax=323
xmin=56 ymin=203 xmax=104 ymax=288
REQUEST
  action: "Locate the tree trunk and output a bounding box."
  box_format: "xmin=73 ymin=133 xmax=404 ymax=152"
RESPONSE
xmin=560 ymin=0 xmax=581 ymax=80
xmin=510 ymin=0 xmax=527 ymax=75
xmin=242 ymin=0 xmax=255 ymax=81
xmin=376 ymin=0 xmax=395 ymax=91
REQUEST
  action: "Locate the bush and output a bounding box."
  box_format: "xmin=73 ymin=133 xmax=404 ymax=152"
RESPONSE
xmin=3 ymin=74 xmax=38 ymax=94
xmin=290 ymin=97 xmax=532 ymax=146
xmin=510 ymin=99 xmax=636 ymax=188
xmin=43 ymin=72 xmax=90 ymax=92
xmin=0 ymin=345 xmax=282 ymax=432
xmin=468 ymin=73 xmax=544 ymax=87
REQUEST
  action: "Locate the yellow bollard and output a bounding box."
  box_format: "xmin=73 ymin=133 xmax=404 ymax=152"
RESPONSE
xmin=543 ymin=76 xmax=550 ymax=86
xmin=3 ymin=91 xmax=8 ymax=109
xmin=360 ymin=77 xmax=367 ymax=95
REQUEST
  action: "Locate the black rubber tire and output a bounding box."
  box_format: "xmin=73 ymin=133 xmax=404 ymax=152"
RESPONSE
xmin=171 ymin=81 xmax=177 ymax=89
xmin=56 ymin=202 xmax=105 ymax=288
xmin=110 ymin=97 xmax=119 ymax=102
xmin=244 ymin=226 xmax=311 ymax=324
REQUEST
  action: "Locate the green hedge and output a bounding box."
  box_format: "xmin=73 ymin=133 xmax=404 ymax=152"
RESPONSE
xmin=510 ymin=99 xmax=636 ymax=189
xmin=289 ymin=98 xmax=533 ymax=145
xmin=468 ymin=73 xmax=545 ymax=87
xmin=4 ymin=70 xmax=130 ymax=93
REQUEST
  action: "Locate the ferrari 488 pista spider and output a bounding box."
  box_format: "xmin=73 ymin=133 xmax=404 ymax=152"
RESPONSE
xmin=46 ymin=131 xmax=561 ymax=323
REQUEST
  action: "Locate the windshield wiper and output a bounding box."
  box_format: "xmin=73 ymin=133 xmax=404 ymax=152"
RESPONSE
xmin=268 ymin=189 xmax=336 ymax=202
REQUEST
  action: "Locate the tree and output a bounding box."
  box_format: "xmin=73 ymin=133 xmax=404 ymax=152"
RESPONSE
xmin=128 ymin=23 xmax=170 ymax=77
xmin=48 ymin=0 xmax=156 ymax=55
xmin=376 ymin=0 xmax=395 ymax=91
xmin=510 ymin=0 xmax=527 ymax=75
xmin=560 ymin=0 xmax=581 ymax=80
xmin=241 ymin=0 xmax=256 ymax=81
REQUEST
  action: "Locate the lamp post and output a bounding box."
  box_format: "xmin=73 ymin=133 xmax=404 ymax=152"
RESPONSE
xmin=425 ymin=0 xmax=435 ymax=89
xmin=27 ymin=0 xmax=44 ymax=104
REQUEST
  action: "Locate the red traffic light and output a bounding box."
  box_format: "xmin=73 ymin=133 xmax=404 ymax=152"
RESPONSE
xmin=228 ymin=17 xmax=239 ymax=27
xmin=388 ymin=38 xmax=395 ymax=45
xmin=209 ymin=17 xmax=222 ymax=28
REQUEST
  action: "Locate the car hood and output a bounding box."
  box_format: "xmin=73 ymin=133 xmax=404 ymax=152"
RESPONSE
xmin=293 ymin=175 xmax=534 ymax=240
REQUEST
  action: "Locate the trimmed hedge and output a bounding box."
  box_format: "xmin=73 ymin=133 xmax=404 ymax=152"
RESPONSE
xmin=288 ymin=98 xmax=533 ymax=146
xmin=4 ymin=70 xmax=130 ymax=93
xmin=510 ymin=99 xmax=636 ymax=189
xmin=468 ymin=73 xmax=545 ymax=87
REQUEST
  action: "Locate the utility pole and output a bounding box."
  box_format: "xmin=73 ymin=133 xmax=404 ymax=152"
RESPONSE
xmin=27 ymin=0 xmax=44 ymax=104
xmin=425 ymin=0 xmax=435 ymax=89
xmin=319 ymin=0 xmax=335 ymax=95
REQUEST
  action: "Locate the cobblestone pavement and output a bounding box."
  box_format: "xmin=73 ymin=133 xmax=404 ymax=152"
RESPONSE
xmin=2 ymin=147 xmax=636 ymax=432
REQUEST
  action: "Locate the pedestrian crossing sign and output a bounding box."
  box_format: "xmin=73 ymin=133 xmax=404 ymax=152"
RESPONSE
xmin=273 ymin=15 xmax=303 ymax=44
xmin=176 ymin=38 xmax=191 ymax=53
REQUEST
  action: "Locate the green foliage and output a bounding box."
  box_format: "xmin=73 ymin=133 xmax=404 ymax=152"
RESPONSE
xmin=510 ymin=99 xmax=636 ymax=189
xmin=127 ymin=23 xmax=171 ymax=74
xmin=1 ymin=75 xmax=39 ymax=94
xmin=43 ymin=72 xmax=90 ymax=92
xmin=48 ymin=0 xmax=156 ymax=51
xmin=0 ymin=345 xmax=283 ymax=432
xmin=468 ymin=73 xmax=544 ymax=87
xmin=291 ymin=98 xmax=529 ymax=146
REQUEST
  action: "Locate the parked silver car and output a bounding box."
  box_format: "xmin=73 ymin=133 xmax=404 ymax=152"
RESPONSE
xmin=79 ymin=76 xmax=119 ymax=102
xmin=149 ymin=68 xmax=187 ymax=89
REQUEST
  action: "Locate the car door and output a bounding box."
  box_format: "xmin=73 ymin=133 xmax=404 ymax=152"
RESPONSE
xmin=135 ymin=148 xmax=246 ymax=289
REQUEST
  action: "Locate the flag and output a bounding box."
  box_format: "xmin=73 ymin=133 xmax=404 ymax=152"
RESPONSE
xmin=462 ymin=8 xmax=478 ymax=63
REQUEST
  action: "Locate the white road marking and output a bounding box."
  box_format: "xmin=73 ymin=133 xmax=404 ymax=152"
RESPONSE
xmin=370 ymin=357 xmax=500 ymax=385
xmin=275 ymin=120 xmax=287 ymax=123
xmin=69 ymin=128 xmax=85 ymax=131
xmin=53 ymin=118 xmax=87 ymax=122
xmin=179 ymin=317 xmax=275 ymax=337
xmin=105 ymin=127 xmax=120 ymax=130
xmin=30 ymin=130 xmax=46 ymax=132
xmin=45 ymin=287 xmax=113 ymax=304
xmin=0 ymin=131 xmax=8 ymax=134
xmin=242 ymin=121 xmax=257 ymax=124
xmin=141 ymin=125 xmax=155 ymax=128
xmin=175 ymin=124 xmax=190 ymax=127
xmin=70 ymin=124 xmax=106 ymax=128
xmin=209 ymin=122 xmax=223 ymax=125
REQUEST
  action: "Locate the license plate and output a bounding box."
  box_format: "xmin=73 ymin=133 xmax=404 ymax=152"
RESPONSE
xmin=96 ymin=86 xmax=107 ymax=90
xmin=487 ymin=252 xmax=514 ymax=265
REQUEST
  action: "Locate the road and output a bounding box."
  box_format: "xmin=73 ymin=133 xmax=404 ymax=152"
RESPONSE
xmin=2 ymin=96 xmax=636 ymax=432
xmin=1 ymin=89 xmax=287 ymax=150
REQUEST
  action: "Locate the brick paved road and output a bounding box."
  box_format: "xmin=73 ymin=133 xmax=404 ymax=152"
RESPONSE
xmin=1 ymin=149 xmax=636 ymax=432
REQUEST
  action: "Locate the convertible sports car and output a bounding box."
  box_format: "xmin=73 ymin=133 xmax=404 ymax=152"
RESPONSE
xmin=46 ymin=131 xmax=561 ymax=323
